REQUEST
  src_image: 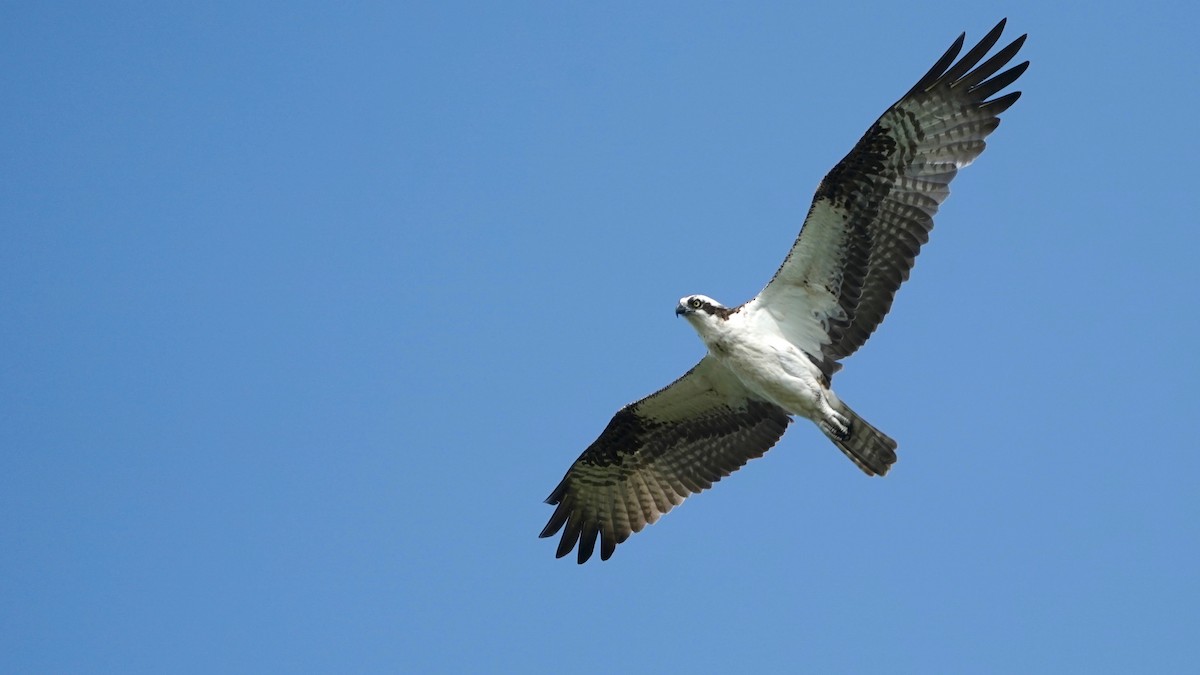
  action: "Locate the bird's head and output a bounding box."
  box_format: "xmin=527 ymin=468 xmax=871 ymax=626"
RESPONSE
xmin=675 ymin=295 xmax=731 ymax=324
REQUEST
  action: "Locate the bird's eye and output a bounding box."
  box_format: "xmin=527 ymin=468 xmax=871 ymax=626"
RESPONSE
xmin=690 ymin=298 xmax=703 ymax=309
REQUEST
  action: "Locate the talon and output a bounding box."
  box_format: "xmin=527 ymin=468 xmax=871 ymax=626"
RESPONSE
xmin=822 ymin=413 xmax=852 ymax=441
xmin=816 ymin=415 xmax=844 ymax=441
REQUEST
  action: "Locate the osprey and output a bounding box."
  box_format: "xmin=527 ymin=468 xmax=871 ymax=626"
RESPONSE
xmin=542 ymin=20 xmax=1028 ymax=563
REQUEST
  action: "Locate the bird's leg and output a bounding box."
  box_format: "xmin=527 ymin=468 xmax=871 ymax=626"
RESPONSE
xmin=816 ymin=394 xmax=851 ymax=441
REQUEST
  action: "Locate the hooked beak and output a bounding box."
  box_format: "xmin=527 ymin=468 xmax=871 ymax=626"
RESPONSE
xmin=675 ymin=304 xmax=691 ymax=317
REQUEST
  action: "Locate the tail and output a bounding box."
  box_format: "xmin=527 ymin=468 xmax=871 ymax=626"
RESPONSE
xmin=823 ymin=401 xmax=898 ymax=476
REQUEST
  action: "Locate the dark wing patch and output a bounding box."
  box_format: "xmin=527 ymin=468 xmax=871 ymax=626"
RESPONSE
xmin=755 ymin=19 xmax=1027 ymax=368
xmin=540 ymin=357 xmax=791 ymax=563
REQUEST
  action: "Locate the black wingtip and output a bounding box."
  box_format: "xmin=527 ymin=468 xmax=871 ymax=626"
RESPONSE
xmin=556 ymin=518 xmax=582 ymax=559
xmin=539 ymin=500 xmax=569 ymax=539
xmin=600 ymin=532 xmax=616 ymax=561
xmin=909 ymin=31 xmax=966 ymax=94
xmin=979 ymin=88 xmax=1024 ymax=115
xmin=576 ymin=522 xmax=599 ymax=563
xmin=969 ymin=61 xmax=1030 ymax=100
xmin=940 ymin=19 xmax=1009 ymax=84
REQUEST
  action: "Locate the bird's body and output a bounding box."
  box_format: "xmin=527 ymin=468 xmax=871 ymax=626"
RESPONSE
xmin=683 ymin=298 xmax=833 ymax=428
xmin=542 ymin=20 xmax=1029 ymax=563
xmin=678 ymin=294 xmax=898 ymax=476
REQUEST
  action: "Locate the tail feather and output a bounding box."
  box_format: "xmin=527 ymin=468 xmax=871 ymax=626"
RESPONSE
xmin=825 ymin=402 xmax=898 ymax=476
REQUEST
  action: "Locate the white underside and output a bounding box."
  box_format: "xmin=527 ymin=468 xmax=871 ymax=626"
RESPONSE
xmin=687 ymin=301 xmax=839 ymax=424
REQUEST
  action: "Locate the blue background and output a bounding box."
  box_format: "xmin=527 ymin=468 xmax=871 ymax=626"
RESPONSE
xmin=3 ymin=2 xmax=1197 ymax=672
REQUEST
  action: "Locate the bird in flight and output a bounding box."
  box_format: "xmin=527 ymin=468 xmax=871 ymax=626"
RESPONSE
xmin=541 ymin=20 xmax=1028 ymax=563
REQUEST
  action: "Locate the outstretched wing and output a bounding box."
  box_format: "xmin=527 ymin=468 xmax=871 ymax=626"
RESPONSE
xmin=752 ymin=19 xmax=1028 ymax=373
xmin=540 ymin=357 xmax=791 ymax=563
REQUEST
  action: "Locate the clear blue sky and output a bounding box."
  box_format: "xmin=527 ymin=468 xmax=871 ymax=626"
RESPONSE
xmin=3 ymin=2 xmax=1197 ymax=673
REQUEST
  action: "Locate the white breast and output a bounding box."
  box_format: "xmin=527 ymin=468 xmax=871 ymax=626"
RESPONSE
xmin=705 ymin=307 xmax=828 ymax=420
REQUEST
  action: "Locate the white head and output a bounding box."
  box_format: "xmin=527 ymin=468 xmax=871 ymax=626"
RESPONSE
xmin=675 ymin=295 xmax=732 ymax=331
